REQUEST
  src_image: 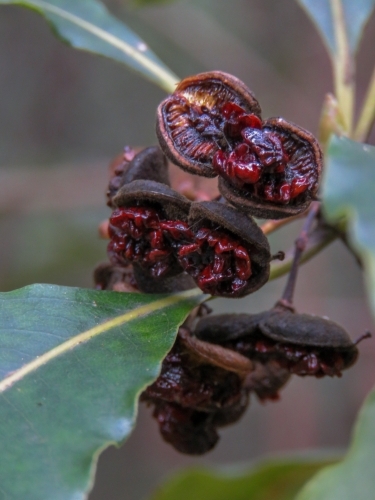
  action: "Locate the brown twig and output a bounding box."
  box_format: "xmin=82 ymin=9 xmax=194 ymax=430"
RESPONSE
xmin=277 ymin=202 xmax=320 ymax=308
xmin=260 ymin=210 xmax=307 ymax=235
xmin=178 ymin=328 xmax=253 ymax=376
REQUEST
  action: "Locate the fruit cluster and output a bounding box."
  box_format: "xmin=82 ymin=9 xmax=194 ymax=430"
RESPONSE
xmin=157 ymin=71 xmax=322 ymax=219
xmin=102 ymin=145 xmax=271 ymax=297
xmin=95 ymin=71 xmax=367 ymax=455
xmin=141 ymin=303 xmax=363 ymax=454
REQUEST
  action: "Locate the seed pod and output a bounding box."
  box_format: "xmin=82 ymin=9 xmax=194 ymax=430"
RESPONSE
xmin=108 ymin=180 xmax=191 ymax=279
xmin=143 ymin=334 xmax=244 ymax=412
xmin=179 ymin=201 xmax=271 ymax=297
xmin=106 ymin=146 xmax=136 ymax=208
xmin=152 ymin=401 xmax=219 ymax=455
xmin=218 ymin=118 xmax=323 ymax=219
xmin=195 ymin=312 xmax=265 ymax=342
xmin=195 ymin=310 xmax=360 ymax=377
xmin=244 ymin=360 xmax=290 ymax=401
xmin=211 ymin=392 xmax=250 ymax=427
xmin=157 ymin=71 xmax=262 ymax=177
xmin=132 ymin=265 xmax=195 ymax=294
xmin=257 ymin=307 xmax=359 ymax=376
xmin=107 ymin=146 xmax=170 ymax=208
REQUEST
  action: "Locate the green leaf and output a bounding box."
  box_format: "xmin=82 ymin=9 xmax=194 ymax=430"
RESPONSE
xmin=322 ymin=136 xmax=375 ymax=314
xmin=0 ymin=0 xmax=178 ymax=92
xmin=150 ymin=457 xmax=336 ymax=500
xmin=298 ymin=0 xmax=375 ymax=132
xmin=296 ymin=386 xmax=375 ymax=500
xmin=0 ymin=284 xmax=205 ymax=500
xmin=297 ymin=0 xmax=375 ymax=56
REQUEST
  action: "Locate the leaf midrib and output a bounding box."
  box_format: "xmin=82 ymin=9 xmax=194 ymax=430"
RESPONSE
xmin=0 ymin=288 xmax=202 ymax=393
xmin=7 ymin=0 xmax=178 ymax=91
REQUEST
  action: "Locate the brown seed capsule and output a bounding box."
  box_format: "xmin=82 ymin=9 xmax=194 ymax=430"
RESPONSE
xmin=152 ymin=401 xmax=219 ymax=455
xmin=108 ymin=180 xmax=192 ymax=279
xmin=211 ymin=392 xmax=250 ymax=427
xmin=106 ymin=146 xmax=136 ymax=208
xmin=244 ymin=360 xmax=290 ymax=401
xmin=132 ymin=265 xmax=195 ymax=294
xmin=157 ymin=71 xmax=262 ymax=177
xmin=195 ymin=310 xmax=361 ymax=378
xmin=142 ymin=328 xmax=253 ymax=454
xmin=107 ymin=146 xmax=170 ymax=208
xmin=179 ymin=201 xmax=271 ymax=297
xmin=218 ymin=118 xmax=323 ymax=219
xmin=143 ymin=334 xmax=244 ymax=412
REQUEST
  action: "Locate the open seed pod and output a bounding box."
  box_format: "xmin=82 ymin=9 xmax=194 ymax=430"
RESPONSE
xmin=244 ymin=360 xmax=290 ymax=401
xmin=152 ymin=401 xmax=219 ymax=455
xmin=132 ymin=265 xmax=195 ymax=294
xmin=143 ymin=333 xmax=244 ymax=413
xmin=107 ymin=146 xmax=169 ymax=208
xmin=195 ymin=309 xmax=361 ymax=377
xmin=178 ymin=201 xmax=271 ymax=297
xmin=142 ymin=327 xmax=252 ymax=454
xmin=108 ymin=180 xmax=191 ymax=279
xmin=211 ymin=392 xmax=250 ymax=427
xmin=156 ymin=71 xmax=262 ymax=177
xmin=218 ymin=118 xmax=323 ymax=219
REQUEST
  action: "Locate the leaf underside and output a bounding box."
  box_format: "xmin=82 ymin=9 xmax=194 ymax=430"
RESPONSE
xmin=322 ymin=136 xmax=375 ymax=315
xmin=0 ymin=284 xmax=205 ymax=500
xmin=297 ymin=0 xmax=375 ymax=57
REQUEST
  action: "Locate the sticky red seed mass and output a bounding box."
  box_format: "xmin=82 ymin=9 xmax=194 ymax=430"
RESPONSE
xmin=177 ymin=227 xmax=252 ymax=296
xmin=223 ymin=333 xmax=354 ymax=378
xmin=157 ymin=72 xmax=322 ymax=217
xmin=107 ymin=206 xmax=193 ymax=278
xmin=107 ymin=205 xmax=253 ymax=295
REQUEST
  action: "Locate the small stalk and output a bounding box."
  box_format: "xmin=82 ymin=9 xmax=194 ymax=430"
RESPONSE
xmin=330 ymin=0 xmax=355 ymax=135
xmin=178 ymin=328 xmax=253 ymax=376
xmin=260 ymin=211 xmax=306 ymax=235
xmin=354 ymin=65 xmax=375 ymax=142
xmin=278 ymin=202 xmax=320 ymax=309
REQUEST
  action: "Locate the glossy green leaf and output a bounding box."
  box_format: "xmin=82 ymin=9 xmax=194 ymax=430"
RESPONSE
xmin=322 ymin=136 xmax=375 ymax=314
xmin=0 ymin=0 xmax=178 ymax=92
xmin=0 ymin=284 xmax=205 ymax=500
xmin=297 ymin=0 xmax=375 ymax=56
xmin=296 ymin=386 xmax=375 ymax=500
xmin=150 ymin=457 xmax=336 ymax=500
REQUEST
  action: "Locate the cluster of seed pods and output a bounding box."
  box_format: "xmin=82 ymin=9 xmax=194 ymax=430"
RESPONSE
xmin=142 ymin=326 xmax=289 ymax=454
xmin=95 ymin=71 xmax=369 ymax=455
xmin=195 ymin=308 xmax=361 ymax=379
xmin=157 ymin=71 xmax=323 ymax=219
xmin=140 ymin=305 xmax=363 ymax=455
xmin=104 ymin=147 xmax=271 ymax=297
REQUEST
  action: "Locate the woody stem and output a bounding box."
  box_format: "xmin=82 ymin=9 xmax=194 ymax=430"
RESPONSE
xmin=279 ymin=202 xmax=320 ymax=308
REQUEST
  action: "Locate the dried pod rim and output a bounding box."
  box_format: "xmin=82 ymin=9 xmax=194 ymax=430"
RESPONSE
xmin=189 ymin=201 xmax=271 ymax=265
xmin=218 ymin=117 xmax=323 ymax=220
xmin=120 ymin=145 xmax=170 ymax=188
xmin=157 ymin=71 xmax=262 ymax=178
xmin=195 ymin=313 xmax=265 ymax=343
xmin=133 ymin=264 xmax=195 ymax=292
xmin=112 ymin=179 xmax=191 ymax=221
xmin=259 ymin=308 xmax=355 ymax=349
xmin=188 ymin=201 xmax=271 ymax=297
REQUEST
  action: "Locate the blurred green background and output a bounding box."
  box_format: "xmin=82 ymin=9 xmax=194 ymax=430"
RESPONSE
xmin=0 ymin=1 xmax=374 ymax=499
